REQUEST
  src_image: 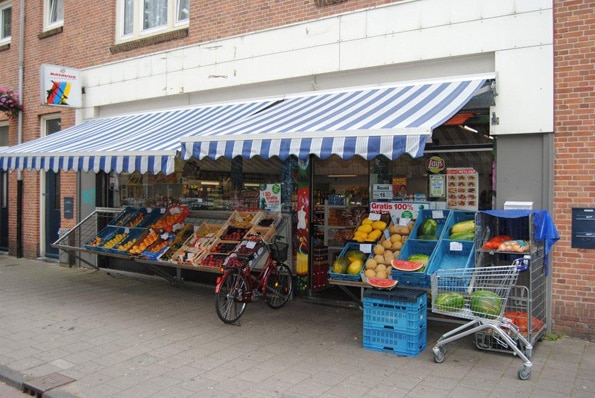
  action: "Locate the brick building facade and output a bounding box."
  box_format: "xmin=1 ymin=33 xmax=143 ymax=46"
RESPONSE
xmin=0 ymin=1 xmax=593 ymax=340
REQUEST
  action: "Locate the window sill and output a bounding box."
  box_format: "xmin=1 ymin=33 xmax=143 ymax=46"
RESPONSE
xmin=110 ymin=28 xmax=188 ymax=54
xmin=38 ymin=26 xmax=64 ymax=40
xmin=0 ymin=42 xmax=10 ymax=51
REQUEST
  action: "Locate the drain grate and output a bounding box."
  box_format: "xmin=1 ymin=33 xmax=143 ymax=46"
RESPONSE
xmin=23 ymin=373 xmax=75 ymax=397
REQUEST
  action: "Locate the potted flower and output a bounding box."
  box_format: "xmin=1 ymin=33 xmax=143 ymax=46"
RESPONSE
xmin=0 ymin=86 xmax=24 ymax=119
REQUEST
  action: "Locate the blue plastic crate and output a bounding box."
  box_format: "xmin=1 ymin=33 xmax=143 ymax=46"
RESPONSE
xmin=106 ymin=227 xmax=146 ymax=255
xmin=363 ymin=326 xmax=427 ymax=357
xmin=425 ymin=240 xmax=475 ymax=276
xmin=84 ymin=226 xmax=120 ymax=252
xmin=391 ymin=239 xmax=437 ymax=288
xmin=441 ymin=210 xmax=477 ymax=240
xmin=328 ymin=242 xmax=371 ymax=281
xmin=109 ymin=207 xmax=139 ymax=227
xmin=409 ymin=209 xmax=450 ymax=240
xmin=363 ymin=290 xmax=427 ymax=332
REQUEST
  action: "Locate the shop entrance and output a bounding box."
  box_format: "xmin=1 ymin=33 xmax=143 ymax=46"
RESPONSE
xmin=43 ymin=116 xmax=62 ymax=258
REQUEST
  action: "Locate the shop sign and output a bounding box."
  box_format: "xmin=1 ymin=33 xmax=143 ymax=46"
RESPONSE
xmin=426 ymin=156 xmax=445 ymax=174
xmin=40 ymin=64 xmax=82 ymax=108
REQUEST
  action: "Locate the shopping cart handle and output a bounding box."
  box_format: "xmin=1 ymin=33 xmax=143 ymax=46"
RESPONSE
xmin=512 ymin=255 xmax=531 ymax=272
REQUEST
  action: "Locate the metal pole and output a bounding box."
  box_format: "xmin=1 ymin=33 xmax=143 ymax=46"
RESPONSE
xmin=16 ymin=0 xmax=26 ymax=258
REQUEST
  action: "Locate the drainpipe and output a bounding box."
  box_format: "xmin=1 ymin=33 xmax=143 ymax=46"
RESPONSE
xmin=16 ymin=0 xmax=25 ymax=258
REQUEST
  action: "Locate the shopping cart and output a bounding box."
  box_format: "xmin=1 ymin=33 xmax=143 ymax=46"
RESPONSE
xmin=430 ymin=261 xmax=533 ymax=380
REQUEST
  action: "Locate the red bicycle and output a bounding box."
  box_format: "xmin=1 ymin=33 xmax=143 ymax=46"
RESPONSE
xmin=215 ymin=233 xmax=293 ymax=324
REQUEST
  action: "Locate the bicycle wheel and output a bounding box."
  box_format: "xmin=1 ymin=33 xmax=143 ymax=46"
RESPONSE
xmin=215 ymin=269 xmax=248 ymax=324
xmin=265 ymin=263 xmax=293 ymax=309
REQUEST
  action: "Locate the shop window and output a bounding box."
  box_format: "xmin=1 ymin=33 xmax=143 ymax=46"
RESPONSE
xmin=43 ymin=0 xmax=64 ymax=31
xmin=0 ymin=2 xmax=11 ymax=44
xmin=116 ymin=0 xmax=189 ymax=43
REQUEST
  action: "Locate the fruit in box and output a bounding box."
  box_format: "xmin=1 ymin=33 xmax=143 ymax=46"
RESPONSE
xmin=352 ymin=217 xmax=387 ymax=242
xmin=102 ymin=233 xmax=127 ymax=249
xmin=201 ymin=254 xmax=226 ymax=268
xmin=332 ymin=257 xmax=349 ymax=274
xmin=220 ymin=227 xmax=248 ymax=241
xmin=129 ymin=231 xmax=159 ymax=255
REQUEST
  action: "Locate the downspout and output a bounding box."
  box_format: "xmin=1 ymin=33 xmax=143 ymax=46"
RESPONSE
xmin=16 ymin=0 xmax=25 ymax=258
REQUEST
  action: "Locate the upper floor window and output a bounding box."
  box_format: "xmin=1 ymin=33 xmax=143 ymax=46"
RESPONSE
xmin=0 ymin=2 xmax=11 ymax=44
xmin=44 ymin=0 xmax=64 ymax=31
xmin=117 ymin=0 xmax=189 ymax=42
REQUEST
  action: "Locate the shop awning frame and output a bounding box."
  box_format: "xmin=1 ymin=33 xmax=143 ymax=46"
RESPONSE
xmin=0 ymin=99 xmax=278 ymax=175
xmin=181 ymin=73 xmax=496 ymax=161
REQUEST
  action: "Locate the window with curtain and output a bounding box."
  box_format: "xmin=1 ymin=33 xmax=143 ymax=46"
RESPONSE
xmin=118 ymin=0 xmax=189 ymax=42
xmin=44 ymin=0 xmax=64 ymax=30
xmin=0 ymin=2 xmax=11 ymax=42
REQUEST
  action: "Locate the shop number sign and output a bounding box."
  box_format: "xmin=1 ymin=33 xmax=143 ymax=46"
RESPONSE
xmin=372 ymin=184 xmax=392 ymax=199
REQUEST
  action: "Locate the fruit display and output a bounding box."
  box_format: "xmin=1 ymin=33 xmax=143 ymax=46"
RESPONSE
xmin=391 ymin=258 xmax=426 ymax=272
xmin=219 ymin=226 xmax=249 ymax=241
xmin=200 ymin=253 xmax=227 ymax=268
xmin=470 ymin=290 xmax=503 ymax=319
xmin=366 ymin=277 xmax=398 ymax=289
xmin=101 ymin=232 xmax=127 ymax=249
xmin=352 ymin=218 xmax=388 ymax=243
xmin=150 ymin=205 xmax=190 ymax=232
xmin=210 ymin=241 xmax=237 ymax=254
xmin=229 ymin=211 xmax=260 ymax=228
xmin=417 ymin=218 xmax=439 ymax=240
xmin=434 ymin=292 xmax=465 ymax=312
xmin=447 ymin=220 xmax=475 ymax=240
xmin=329 ymin=245 xmax=367 ymax=280
xmin=129 ymin=231 xmax=159 ymax=255
xmin=367 ymin=222 xmax=413 ymax=274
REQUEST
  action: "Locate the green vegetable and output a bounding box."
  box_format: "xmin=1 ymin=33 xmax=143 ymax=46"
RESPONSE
xmin=448 ymin=231 xmax=475 ymax=241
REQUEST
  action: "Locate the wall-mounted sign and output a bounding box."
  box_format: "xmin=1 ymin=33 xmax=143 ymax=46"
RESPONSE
xmin=40 ymin=64 xmax=82 ymax=108
xmin=426 ymin=156 xmax=445 ymax=173
xmin=372 ymin=184 xmax=392 ymax=200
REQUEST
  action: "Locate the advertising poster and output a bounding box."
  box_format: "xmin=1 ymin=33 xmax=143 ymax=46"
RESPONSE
xmin=446 ymin=168 xmax=478 ymax=210
xmin=296 ymin=159 xmax=310 ymax=278
xmin=259 ymin=184 xmax=281 ymax=211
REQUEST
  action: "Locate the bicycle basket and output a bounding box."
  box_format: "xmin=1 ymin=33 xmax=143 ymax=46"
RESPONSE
xmin=269 ymin=242 xmax=289 ymax=263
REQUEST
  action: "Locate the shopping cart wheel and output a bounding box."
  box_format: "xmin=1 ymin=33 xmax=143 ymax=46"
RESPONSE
xmin=518 ymin=366 xmax=531 ymax=380
xmin=432 ymin=346 xmax=445 ymax=363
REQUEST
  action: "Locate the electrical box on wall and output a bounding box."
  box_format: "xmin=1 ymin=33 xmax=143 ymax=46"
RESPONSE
xmin=571 ymin=208 xmax=595 ymax=249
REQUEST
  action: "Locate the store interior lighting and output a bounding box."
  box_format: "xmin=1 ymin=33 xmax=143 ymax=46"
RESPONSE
xmin=460 ymin=124 xmax=479 ymax=133
xmin=327 ymin=174 xmax=357 ymax=178
xmin=200 ymin=181 xmax=220 ymax=186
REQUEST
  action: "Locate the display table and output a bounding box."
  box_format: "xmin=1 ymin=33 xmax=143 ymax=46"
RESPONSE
xmin=327 ymin=279 xmax=369 ymax=308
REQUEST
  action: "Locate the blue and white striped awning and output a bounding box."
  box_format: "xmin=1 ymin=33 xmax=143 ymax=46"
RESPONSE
xmin=0 ymin=100 xmax=276 ymax=175
xmin=181 ymin=74 xmax=495 ymax=161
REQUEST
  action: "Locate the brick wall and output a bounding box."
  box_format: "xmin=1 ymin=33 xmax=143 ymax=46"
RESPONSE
xmin=552 ymin=0 xmax=595 ymax=340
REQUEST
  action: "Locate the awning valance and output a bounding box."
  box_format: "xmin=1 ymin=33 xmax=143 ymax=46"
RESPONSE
xmin=0 ymin=100 xmax=276 ymax=175
xmin=181 ymin=73 xmax=495 ymax=161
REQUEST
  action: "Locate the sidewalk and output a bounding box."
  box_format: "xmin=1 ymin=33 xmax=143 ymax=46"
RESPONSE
xmin=0 ymin=255 xmax=592 ymax=398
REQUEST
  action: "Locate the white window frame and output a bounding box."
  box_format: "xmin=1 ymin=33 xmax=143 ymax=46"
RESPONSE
xmin=116 ymin=0 xmax=189 ymax=43
xmin=0 ymin=2 xmax=11 ymax=44
xmin=43 ymin=0 xmax=64 ymax=31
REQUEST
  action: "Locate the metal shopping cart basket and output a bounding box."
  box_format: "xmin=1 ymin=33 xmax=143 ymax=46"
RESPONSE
xmin=430 ymin=262 xmax=533 ymax=380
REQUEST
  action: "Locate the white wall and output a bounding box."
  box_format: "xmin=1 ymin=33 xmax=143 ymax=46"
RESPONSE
xmin=81 ymin=0 xmax=553 ymax=135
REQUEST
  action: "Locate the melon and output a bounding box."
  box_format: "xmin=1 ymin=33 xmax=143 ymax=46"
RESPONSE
xmin=434 ymin=292 xmax=465 ymax=311
xmin=367 ymin=277 xmax=397 ymax=289
xmin=470 ymin=290 xmax=502 ymax=319
xmin=391 ymin=259 xmax=425 ymax=272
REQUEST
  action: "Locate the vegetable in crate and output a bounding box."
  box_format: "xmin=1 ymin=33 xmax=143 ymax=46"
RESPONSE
xmin=449 ymin=220 xmax=475 ymax=239
xmin=470 ymin=290 xmax=502 ymax=319
xmin=482 ymin=235 xmax=514 ymax=249
xmin=434 ymin=292 xmax=465 ymax=311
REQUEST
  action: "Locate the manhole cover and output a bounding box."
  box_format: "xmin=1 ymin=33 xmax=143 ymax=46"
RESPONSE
xmin=23 ymin=373 xmax=75 ymax=397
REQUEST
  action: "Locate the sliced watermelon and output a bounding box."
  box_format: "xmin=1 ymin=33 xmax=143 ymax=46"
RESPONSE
xmin=391 ymin=259 xmax=425 ymax=272
xmin=367 ymin=277 xmax=398 ymax=289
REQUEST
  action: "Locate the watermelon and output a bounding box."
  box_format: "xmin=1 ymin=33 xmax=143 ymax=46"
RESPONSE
xmin=434 ymin=292 xmax=465 ymax=311
xmin=367 ymin=277 xmax=398 ymax=289
xmin=420 ymin=218 xmax=438 ymax=236
xmin=470 ymin=290 xmax=502 ymax=319
xmin=391 ymin=259 xmax=425 ymax=272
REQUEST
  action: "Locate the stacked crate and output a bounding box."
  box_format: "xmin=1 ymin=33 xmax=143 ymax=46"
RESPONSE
xmin=362 ymin=289 xmax=427 ymax=357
